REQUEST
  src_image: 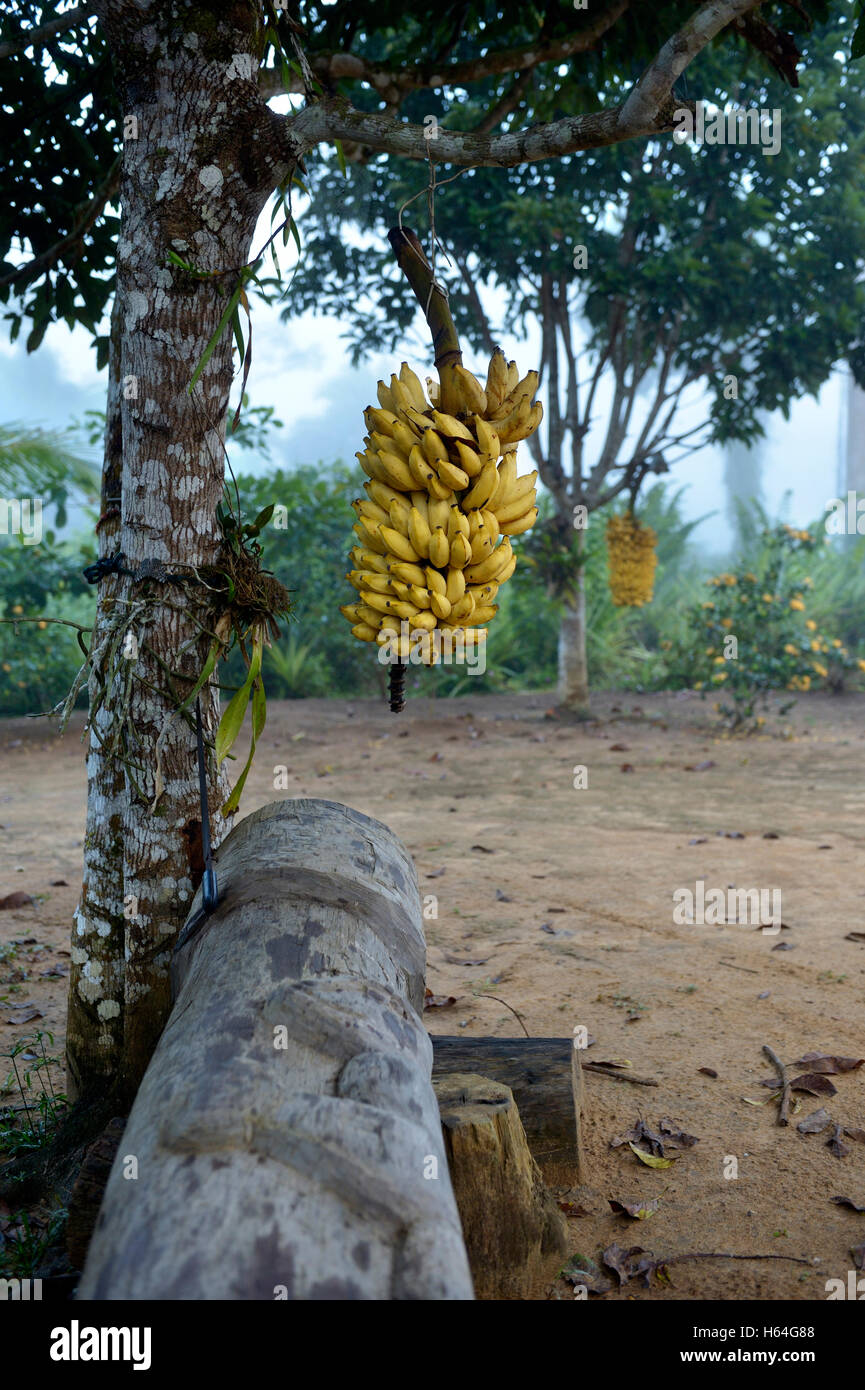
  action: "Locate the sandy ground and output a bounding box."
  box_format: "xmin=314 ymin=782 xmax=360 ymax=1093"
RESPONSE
xmin=1 ymin=687 xmax=863 ymax=1301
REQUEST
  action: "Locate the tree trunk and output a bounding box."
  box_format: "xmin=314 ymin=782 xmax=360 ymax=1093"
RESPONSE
xmin=67 ymin=291 xmax=127 ymax=1102
xmin=557 ymin=528 xmax=590 ymax=713
xmin=71 ymin=1 xmax=286 ymax=1103
xmin=78 ymin=799 xmax=474 ymax=1301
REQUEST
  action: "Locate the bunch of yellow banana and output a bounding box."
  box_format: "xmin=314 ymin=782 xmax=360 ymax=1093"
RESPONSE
xmin=605 ymin=513 xmax=658 ymax=607
xmin=339 ymin=350 xmax=542 ymax=661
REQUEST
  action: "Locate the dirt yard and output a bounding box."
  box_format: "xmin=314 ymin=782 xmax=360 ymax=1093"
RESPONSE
xmin=1 ymin=687 xmax=863 ymax=1301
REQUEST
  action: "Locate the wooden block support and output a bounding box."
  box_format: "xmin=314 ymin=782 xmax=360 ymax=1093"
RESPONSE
xmin=78 ymin=799 xmax=474 ymax=1301
xmin=432 ymin=1036 xmax=584 ymax=1185
xmin=434 ymin=1072 xmax=568 ymax=1300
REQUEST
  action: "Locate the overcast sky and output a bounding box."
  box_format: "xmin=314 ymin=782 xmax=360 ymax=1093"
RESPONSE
xmin=0 ymin=199 xmax=847 ymax=557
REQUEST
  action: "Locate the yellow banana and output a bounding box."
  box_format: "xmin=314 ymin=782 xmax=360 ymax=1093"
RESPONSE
xmin=469 ymin=523 xmax=496 ymax=565
xmin=365 ymin=406 xmax=399 ymax=438
xmin=421 ymin=428 xmax=448 ymax=466
xmin=450 ymin=592 xmax=475 ymax=621
xmin=428 ymin=495 xmax=453 ymax=531
xmin=399 ymin=361 xmax=428 ymax=412
xmin=409 ymin=610 xmax=437 ymax=632
xmin=347 ymin=570 xmax=394 ymax=595
xmin=448 ymin=532 xmax=472 ymax=569
xmin=340 ymin=603 xmax=364 ymax=623
xmin=354 ymin=518 xmax=388 ymax=555
xmin=377 ymin=450 xmax=415 ymax=491
xmin=428 ymin=527 xmax=450 ymax=568
xmin=463 ymin=537 xmax=513 ymax=584
xmin=468 ymin=581 xmax=499 ymax=604
xmin=489 ymin=451 xmax=518 ymax=509
xmin=350 ymin=546 xmax=389 ymax=575
xmin=376 ymin=379 xmax=396 ymax=412
xmin=408 ymin=444 xmax=436 ymax=490
xmin=505 ymin=360 xmax=519 ymax=394
xmin=480 ymin=508 xmax=500 ymax=545
xmin=391 ymin=419 xmax=421 ymax=457
xmin=408 ymin=506 xmax=432 ymax=559
xmin=484 ymin=349 xmax=509 ymax=412
xmin=501 ymin=399 xmax=543 ymax=444
xmin=447 ymin=505 xmax=471 ymax=543
xmin=500 ymin=505 xmax=539 ymax=536
xmin=386 ymin=559 xmax=427 ymax=586
xmin=472 ymin=416 xmax=500 ymax=461
xmin=426 ymin=472 xmax=453 ymax=501
xmin=365 ymin=480 xmax=405 ymax=512
xmin=470 ymin=603 xmax=498 ymax=624
xmin=492 ymin=468 xmax=537 ymax=514
xmin=495 ymin=551 xmax=517 ymax=585
xmin=445 ymin=566 xmax=466 ymax=604
xmin=388 ymin=497 xmax=413 ymax=533
xmin=434 ymin=457 xmax=470 ymax=492
xmin=390 ymin=375 xmax=417 ymax=414
xmin=351 ymin=623 xmax=380 ymax=642
xmin=453 ymin=363 xmax=487 ymax=416
xmin=494 ymin=490 xmax=538 ymax=527
xmin=431 ymin=410 xmax=474 ymax=442
xmin=454 ymin=439 xmax=483 ymax=477
xmin=410 ymin=490 xmax=430 ymax=523
xmin=379 ymin=524 xmax=421 ymax=564
xmin=408 ymin=583 xmax=432 ymax=610
xmin=355 ymin=449 xmax=389 ymax=484
xmin=491 ymin=394 xmax=531 ymax=440
xmin=430 ymin=591 xmax=452 ymax=620
xmin=425 ymin=567 xmax=447 ymax=596
xmin=353 ymin=498 xmax=389 ymax=526
xmin=462 ymin=458 xmax=498 ymax=511
xmin=361 ymin=590 xmax=417 ymax=619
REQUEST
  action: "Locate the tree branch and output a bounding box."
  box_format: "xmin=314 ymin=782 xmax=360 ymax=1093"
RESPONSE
xmin=260 ymin=1 xmax=630 ymax=102
xmin=0 ymin=155 xmax=121 ymax=290
xmin=0 ymin=5 xmax=89 ymax=60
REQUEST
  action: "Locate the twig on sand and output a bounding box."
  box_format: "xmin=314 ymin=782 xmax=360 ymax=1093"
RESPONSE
xmin=762 ymin=1044 xmax=792 ymax=1125
xmin=582 ymin=1063 xmax=658 ymax=1087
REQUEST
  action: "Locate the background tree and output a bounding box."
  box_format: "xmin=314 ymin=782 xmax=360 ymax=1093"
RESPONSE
xmin=285 ymin=7 xmax=865 ymax=711
xmin=0 ymin=0 xmax=838 ymax=1105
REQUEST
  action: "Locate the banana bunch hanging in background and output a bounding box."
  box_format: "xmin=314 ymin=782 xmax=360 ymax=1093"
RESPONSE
xmin=605 ymin=513 xmax=658 ymax=607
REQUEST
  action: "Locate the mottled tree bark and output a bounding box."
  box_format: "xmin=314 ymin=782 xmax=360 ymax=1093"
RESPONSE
xmin=67 ymin=291 xmax=126 ymax=1102
xmin=69 ymin=0 xmax=288 ymax=1104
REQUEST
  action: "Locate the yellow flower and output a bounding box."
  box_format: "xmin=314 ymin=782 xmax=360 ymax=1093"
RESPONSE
xmin=694 ymin=681 xmax=704 ymax=690
xmin=713 ymin=655 xmax=726 ymax=665
xmin=762 ymin=593 xmax=773 ymax=603
xmin=744 ymin=573 xmax=757 ymax=582
xmin=701 ymin=602 xmax=715 ymax=610
xmin=705 ymin=647 xmax=715 ymax=656
xmin=1 ymin=662 xmax=11 ymax=673
xmin=712 ymin=671 xmax=728 ymax=682
xmin=12 ymin=604 xmax=23 ymax=614
xmin=802 ymin=575 xmax=813 ymax=586
xmin=833 ymin=639 xmax=842 ymax=648
xmin=721 ymin=618 xmax=733 ymax=629
xmin=810 ymin=640 xmax=821 ymax=652
xmin=784 ymin=644 xmax=798 ymax=655
xmin=805 ymin=619 xmax=817 ymax=631
xmin=790 ymin=598 xmax=805 ymax=611
xmin=813 ymin=663 xmax=828 ymax=677
xmin=800 ymin=674 xmax=811 ymax=690
xmin=858 ymin=659 xmax=865 ymax=673
xmin=37 ymin=619 xmax=47 ymax=630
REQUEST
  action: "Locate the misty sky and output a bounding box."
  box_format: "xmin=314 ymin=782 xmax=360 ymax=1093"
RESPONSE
xmin=0 ymin=259 xmax=847 ymax=556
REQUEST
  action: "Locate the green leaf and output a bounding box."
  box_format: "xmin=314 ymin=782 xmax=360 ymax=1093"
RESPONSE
xmin=187 ymin=276 xmax=246 ymax=394
xmin=215 ymin=680 xmax=251 ymax=765
xmin=335 ymin=140 xmax=347 ymax=179
xmin=853 ymin=13 xmax=865 ymax=61
xmin=221 ymin=673 xmax=266 ymax=815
